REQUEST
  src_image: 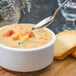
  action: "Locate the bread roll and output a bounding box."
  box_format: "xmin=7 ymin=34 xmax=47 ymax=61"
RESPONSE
xmin=72 ymin=49 xmax=76 ymax=58
xmin=54 ymin=30 xmax=76 ymax=60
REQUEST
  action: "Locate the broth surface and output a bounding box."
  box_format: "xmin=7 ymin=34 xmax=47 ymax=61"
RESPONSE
xmin=0 ymin=24 xmax=52 ymax=49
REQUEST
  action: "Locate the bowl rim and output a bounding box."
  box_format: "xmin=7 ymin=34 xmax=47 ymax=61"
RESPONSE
xmin=0 ymin=24 xmax=56 ymax=52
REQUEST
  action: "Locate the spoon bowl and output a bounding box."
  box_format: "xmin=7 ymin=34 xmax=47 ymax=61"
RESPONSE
xmin=32 ymin=16 xmax=54 ymax=30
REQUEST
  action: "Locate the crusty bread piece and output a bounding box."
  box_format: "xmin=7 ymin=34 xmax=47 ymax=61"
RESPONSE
xmin=54 ymin=30 xmax=76 ymax=60
xmin=72 ymin=49 xmax=76 ymax=58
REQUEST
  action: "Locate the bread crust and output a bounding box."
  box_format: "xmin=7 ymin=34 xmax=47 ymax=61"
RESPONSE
xmin=72 ymin=49 xmax=76 ymax=58
xmin=54 ymin=30 xmax=76 ymax=60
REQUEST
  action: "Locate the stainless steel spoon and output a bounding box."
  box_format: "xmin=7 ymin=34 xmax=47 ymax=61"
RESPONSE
xmin=32 ymin=0 xmax=69 ymax=30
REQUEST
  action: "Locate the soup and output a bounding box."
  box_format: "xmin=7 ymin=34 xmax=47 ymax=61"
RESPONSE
xmin=0 ymin=24 xmax=53 ymax=49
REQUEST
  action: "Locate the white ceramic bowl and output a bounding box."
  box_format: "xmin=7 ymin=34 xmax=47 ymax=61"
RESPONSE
xmin=0 ymin=25 xmax=56 ymax=72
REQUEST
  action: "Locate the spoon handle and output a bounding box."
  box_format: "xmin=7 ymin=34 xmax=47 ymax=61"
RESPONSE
xmin=53 ymin=0 xmax=69 ymax=17
xmin=32 ymin=0 xmax=69 ymax=30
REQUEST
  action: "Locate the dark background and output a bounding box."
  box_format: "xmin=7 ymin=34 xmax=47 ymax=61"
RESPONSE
xmin=19 ymin=0 xmax=65 ymax=34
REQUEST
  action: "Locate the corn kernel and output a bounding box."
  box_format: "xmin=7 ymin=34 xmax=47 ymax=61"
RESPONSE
xmin=23 ymin=35 xmax=29 ymax=41
xmin=20 ymin=32 xmax=26 ymax=36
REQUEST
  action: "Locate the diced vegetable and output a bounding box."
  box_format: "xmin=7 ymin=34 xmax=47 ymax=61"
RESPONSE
xmin=23 ymin=35 xmax=29 ymax=41
xmin=20 ymin=32 xmax=26 ymax=36
xmin=3 ymin=30 xmax=14 ymax=37
xmin=12 ymin=34 xmax=19 ymax=40
xmin=28 ymin=32 xmax=34 ymax=38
